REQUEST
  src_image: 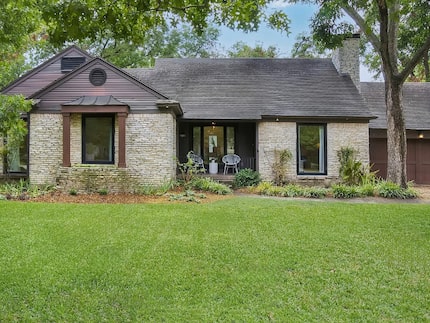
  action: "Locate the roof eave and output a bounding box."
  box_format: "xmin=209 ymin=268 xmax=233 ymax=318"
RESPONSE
xmin=261 ymin=115 xmax=377 ymax=122
xmin=156 ymin=100 xmax=183 ymax=116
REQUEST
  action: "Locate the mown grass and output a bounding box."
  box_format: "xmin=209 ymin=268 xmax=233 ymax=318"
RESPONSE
xmin=0 ymin=198 xmax=429 ymax=321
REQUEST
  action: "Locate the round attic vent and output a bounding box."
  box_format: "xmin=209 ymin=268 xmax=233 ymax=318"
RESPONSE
xmin=89 ymin=68 xmax=107 ymax=86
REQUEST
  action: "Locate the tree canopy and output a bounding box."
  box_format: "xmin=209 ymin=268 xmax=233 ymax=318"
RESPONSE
xmin=227 ymin=41 xmax=279 ymax=58
xmin=39 ymin=0 xmax=290 ymax=46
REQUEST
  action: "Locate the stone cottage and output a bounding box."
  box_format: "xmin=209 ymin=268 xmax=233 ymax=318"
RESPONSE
xmin=3 ymin=35 xmax=428 ymax=189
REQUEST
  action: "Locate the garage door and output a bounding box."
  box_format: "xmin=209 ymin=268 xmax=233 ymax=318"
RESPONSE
xmin=369 ymin=138 xmax=430 ymax=184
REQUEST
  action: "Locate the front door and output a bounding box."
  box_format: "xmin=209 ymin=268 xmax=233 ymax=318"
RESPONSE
xmin=192 ymin=125 xmax=235 ymax=164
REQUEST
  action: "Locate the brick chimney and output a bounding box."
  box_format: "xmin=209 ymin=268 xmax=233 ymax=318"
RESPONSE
xmin=332 ymin=34 xmax=361 ymax=91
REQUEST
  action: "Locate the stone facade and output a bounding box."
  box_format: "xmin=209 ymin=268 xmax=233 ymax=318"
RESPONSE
xmin=30 ymin=112 xmax=177 ymax=192
xmin=29 ymin=114 xmax=63 ymax=185
xmin=258 ymin=121 xmax=297 ymax=182
xmin=332 ymin=35 xmax=361 ymax=91
xmin=258 ymin=121 xmax=370 ymax=185
xmin=326 ymin=122 xmax=369 ymax=176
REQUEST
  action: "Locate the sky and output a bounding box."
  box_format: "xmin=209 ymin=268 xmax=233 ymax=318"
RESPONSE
xmin=217 ymin=3 xmax=379 ymax=82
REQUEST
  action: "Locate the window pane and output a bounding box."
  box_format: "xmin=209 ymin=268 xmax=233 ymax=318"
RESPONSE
xmin=298 ymin=125 xmax=325 ymax=174
xmin=83 ymin=116 xmax=114 ymax=163
xmin=226 ymin=127 xmax=235 ymax=154
xmin=192 ymin=127 xmax=201 ymax=156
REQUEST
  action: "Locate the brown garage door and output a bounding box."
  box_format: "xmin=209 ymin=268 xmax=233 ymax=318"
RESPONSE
xmin=370 ymin=138 xmax=430 ymax=184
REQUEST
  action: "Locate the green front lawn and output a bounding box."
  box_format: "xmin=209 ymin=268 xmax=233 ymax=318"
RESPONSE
xmin=0 ymin=198 xmax=429 ymax=321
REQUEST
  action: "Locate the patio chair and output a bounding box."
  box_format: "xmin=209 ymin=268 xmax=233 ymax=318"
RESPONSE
xmin=187 ymin=151 xmax=204 ymax=169
xmin=222 ymin=154 xmax=241 ymax=174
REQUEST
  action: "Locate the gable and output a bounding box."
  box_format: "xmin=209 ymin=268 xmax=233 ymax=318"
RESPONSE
xmin=31 ymin=58 xmax=169 ymax=113
xmin=2 ymin=46 xmax=92 ymax=98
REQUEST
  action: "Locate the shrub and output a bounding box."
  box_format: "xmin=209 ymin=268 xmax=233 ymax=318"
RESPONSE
xmin=272 ymin=149 xmax=292 ymax=186
xmin=337 ymin=147 xmax=365 ymax=185
xmin=98 ymin=188 xmax=109 ymax=195
xmin=266 ymin=185 xmax=284 ymax=197
xmin=177 ymin=151 xmax=206 ymax=183
xmin=233 ymin=168 xmax=261 ymax=188
xmin=302 ymin=187 xmax=328 ymax=198
xmin=168 ymin=190 xmax=206 ymax=203
xmin=189 ymin=177 xmax=232 ymax=195
xmin=255 ymin=182 xmax=274 ymax=195
xmin=0 ymin=179 xmax=53 ymax=200
xmin=135 ymin=181 xmax=176 ymax=196
xmin=331 ymin=184 xmax=360 ymax=199
xmin=358 ymin=183 xmax=376 ymax=197
xmin=376 ymin=181 xmax=417 ymax=199
xmin=283 ymin=184 xmax=304 ymax=197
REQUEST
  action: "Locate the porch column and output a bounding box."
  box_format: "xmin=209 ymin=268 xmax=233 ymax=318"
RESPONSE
xmin=62 ymin=113 xmax=71 ymax=167
xmin=118 ymin=112 xmax=127 ymax=168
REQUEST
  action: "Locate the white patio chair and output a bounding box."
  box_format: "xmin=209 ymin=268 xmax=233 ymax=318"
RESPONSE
xmin=187 ymin=151 xmax=204 ymax=169
xmin=222 ymin=154 xmax=241 ymax=174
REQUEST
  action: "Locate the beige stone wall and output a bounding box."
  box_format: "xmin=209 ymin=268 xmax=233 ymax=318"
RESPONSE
xmin=70 ymin=114 xmax=82 ymax=165
xmin=125 ymin=113 xmax=177 ymax=185
xmin=327 ymin=122 xmax=369 ymax=176
xmin=29 ymin=114 xmax=63 ymax=185
xmin=258 ymin=121 xmax=297 ymax=182
xmin=30 ymin=112 xmax=177 ymax=191
xmin=258 ymin=121 xmax=370 ymax=184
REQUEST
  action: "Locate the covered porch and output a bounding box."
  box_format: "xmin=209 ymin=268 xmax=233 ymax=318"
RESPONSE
xmin=177 ymin=121 xmax=257 ymax=175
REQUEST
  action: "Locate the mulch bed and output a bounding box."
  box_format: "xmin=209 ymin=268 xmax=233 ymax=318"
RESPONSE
xmin=29 ymin=191 xmax=232 ymax=204
xmin=7 ymin=186 xmax=430 ymax=204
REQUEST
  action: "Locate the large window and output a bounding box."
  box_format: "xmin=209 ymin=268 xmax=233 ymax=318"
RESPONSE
xmin=297 ymin=124 xmax=326 ymax=174
xmin=82 ymin=115 xmax=114 ymax=164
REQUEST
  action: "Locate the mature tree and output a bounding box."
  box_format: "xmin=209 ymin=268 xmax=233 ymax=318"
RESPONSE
xmin=27 ymin=25 xmax=221 ymax=68
xmin=291 ymin=32 xmax=329 ymax=58
xmin=40 ymin=0 xmax=290 ymax=46
xmin=295 ymin=0 xmax=430 ymax=187
xmin=227 ymin=41 xmax=279 ymax=58
xmin=0 ymin=1 xmax=42 ymax=88
xmin=361 ymin=1 xmax=430 ymax=82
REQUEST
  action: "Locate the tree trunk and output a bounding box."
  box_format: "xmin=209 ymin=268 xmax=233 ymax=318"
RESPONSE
xmin=385 ymin=77 xmax=408 ymax=188
xmin=423 ymin=51 xmax=430 ymax=82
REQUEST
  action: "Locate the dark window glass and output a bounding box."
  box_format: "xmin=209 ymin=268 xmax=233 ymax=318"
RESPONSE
xmin=83 ymin=115 xmax=114 ymax=164
xmin=298 ymin=124 xmax=326 ymax=174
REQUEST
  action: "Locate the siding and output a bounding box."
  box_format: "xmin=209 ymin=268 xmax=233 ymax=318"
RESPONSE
xmin=33 ymin=62 xmax=163 ymax=113
xmin=3 ymin=48 xmax=90 ymax=98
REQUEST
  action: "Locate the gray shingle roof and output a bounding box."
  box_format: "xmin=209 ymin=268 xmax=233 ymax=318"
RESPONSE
xmin=127 ymin=58 xmax=373 ymax=121
xmin=361 ymin=82 xmax=430 ymax=130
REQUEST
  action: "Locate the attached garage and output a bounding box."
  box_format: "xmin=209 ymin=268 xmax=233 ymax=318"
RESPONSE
xmin=362 ymin=82 xmax=430 ymax=185
xmin=370 ymin=135 xmax=430 ymax=184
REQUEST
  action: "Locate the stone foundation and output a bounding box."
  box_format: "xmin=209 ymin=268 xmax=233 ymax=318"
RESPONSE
xmin=56 ymin=166 xmax=142 ymax=193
